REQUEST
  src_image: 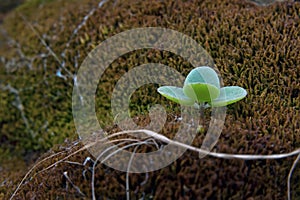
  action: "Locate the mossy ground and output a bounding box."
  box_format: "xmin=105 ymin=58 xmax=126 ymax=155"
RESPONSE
xmin=0 ymin=0 xmax=299 ymax=199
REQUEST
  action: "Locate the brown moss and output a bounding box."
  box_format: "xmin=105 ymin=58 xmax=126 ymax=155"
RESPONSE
xmin=0 ymin=0 xmax=299 ymax=199
xmin=5 ymin=117 xmax=299 ymax=199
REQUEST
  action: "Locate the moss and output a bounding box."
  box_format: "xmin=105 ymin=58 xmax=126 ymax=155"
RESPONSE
xmin=0 ymin=0 xmax=299 ymax=198
xmin=15 ymin=0 xmax=56 ymax=12
xmin=4 ymin=119 xmax=300 ymax=199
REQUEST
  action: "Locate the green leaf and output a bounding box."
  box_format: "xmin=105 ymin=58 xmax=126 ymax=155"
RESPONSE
xmin=184 ymin=66 xmax=220 ymax=89
xmin=157 ymin=86 xmax=195 ymax=106
xmin=183 ymin=83 xmax=220 ymax=102
xmin=209 ymin=86 xmax=247 ymax=107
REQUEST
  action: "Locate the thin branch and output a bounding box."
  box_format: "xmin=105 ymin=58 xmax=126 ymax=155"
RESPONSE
xmin=287 ymin=153 xmax=300 ymax=200
xmin=91 ymin=140 xmax=145 ymax=200
xmin=19 ymin=13 xmax=73 ymax=77
xmin=94 ymin=129 xmax=300 ymax=160
xmin=126 ymin=138 xmax=159 ymax=200
xmin=63 ymin=171 xmax=86 ymax=197
xmin=126 ymin=143 xmax=141 ymax=200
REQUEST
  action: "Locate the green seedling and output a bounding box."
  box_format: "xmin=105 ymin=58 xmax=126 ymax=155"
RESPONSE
xmin=157 ymin=66 xmax=247 ymax=108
